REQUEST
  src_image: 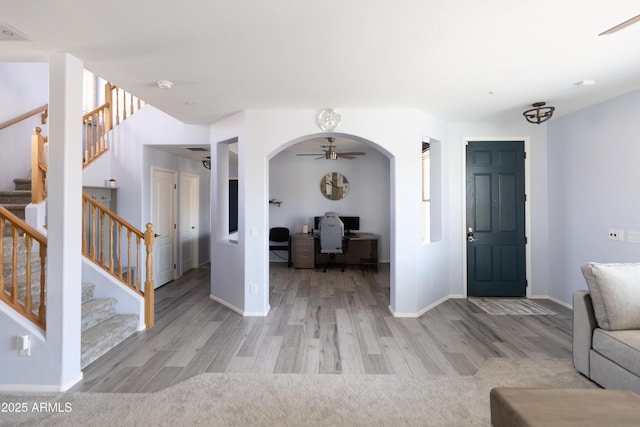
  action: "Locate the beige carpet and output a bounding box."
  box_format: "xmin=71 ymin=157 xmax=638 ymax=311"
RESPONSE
xmin=468 ymin=298 xmax=557 ymax=315
xmin=0 ymin=358 xmax=596 ymax=427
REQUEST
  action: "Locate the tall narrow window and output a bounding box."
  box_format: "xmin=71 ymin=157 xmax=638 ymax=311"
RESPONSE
xmin=82 ymin=69 xmax=97 ymax=114
xmin=422 ymin=141 xmax=431 ymax=243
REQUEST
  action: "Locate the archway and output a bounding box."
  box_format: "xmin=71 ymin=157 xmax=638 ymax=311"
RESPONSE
xmin=267 ymin=132 xmax=394 ymax=306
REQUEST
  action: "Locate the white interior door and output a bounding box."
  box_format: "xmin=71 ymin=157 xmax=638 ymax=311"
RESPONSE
xmin=152 ymin=167 xmax=177 ymax=288
xmin=180 ymin=173 xmax=199 ymax=273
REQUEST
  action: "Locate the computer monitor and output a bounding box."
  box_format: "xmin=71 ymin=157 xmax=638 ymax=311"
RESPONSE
xmin=315 ymin=215 xmax=359 ymax=233
xmin=340 ymin=216 xmax=360 ymax=234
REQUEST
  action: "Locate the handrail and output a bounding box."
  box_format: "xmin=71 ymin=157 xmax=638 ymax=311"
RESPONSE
xmin=82 ymin=193 xmax=155 ymax=327
xmin=31 ymin=127 xmax=48 ymax=204
xmin=0 ymin=205 xmax=47 ymax=330
xmin=0 ymin=104 xmax=48 ymax=131
xmin=83 ymin=83 xmax=145 ymax=168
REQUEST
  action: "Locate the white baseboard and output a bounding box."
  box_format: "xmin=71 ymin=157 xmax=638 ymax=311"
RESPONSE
xmin=389 ymin=294 xmax=464 ymax=317
xmin=209 ymin=294 xmax=270 ymax=316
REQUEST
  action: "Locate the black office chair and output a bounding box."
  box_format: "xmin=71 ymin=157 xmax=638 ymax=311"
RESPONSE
xmin=269 ymin=227 xmax=291 ymax=267
xmin=319 ymin=212 xmax=345 ymax=272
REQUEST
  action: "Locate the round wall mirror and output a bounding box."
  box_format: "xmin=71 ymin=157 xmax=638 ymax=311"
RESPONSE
xmin=320 ymin=172 xmax=349 ymax=200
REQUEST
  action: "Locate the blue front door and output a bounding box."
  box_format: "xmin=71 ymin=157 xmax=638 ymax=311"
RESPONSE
xmin=466 ymin=141 xmax=526 ymax=297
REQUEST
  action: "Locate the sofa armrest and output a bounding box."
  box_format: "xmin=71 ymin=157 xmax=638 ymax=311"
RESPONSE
xmin=573 ymin=290 xmax=598 ymax=376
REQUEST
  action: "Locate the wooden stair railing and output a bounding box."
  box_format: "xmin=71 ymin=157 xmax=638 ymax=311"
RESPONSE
xmin=83 ymin=83 xmax=145 ymax=168
xmin=0 ymin=104 xmax=48 ymax=131
xmin=0 ymin=206 xmax=47 ymax=330
xmin=82 ymin=193 xmax=155 ymax=328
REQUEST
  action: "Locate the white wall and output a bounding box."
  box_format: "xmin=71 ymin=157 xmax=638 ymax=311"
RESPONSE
xmin=547 ymin=89 xmax=640 ymax=304
xmin=0 ymin=54 xmax=84 ymax=391
xmin=210 ymin=108 xmax=453 ymax=316
xmin=269 ymin=146 xmax=390 ymax=262
xmin=0 ymin=63 xmax=49 ymax=191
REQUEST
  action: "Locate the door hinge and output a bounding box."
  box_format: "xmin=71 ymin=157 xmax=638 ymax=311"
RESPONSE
xmin=174 ymin=264 xmax=177 ymax=269
xmin=174 ymin=224 xmax=177 ymax=229
xmin=526 ymin=280 xmax=528 ymax=288
xmin=174 ymin=184 xmax=177 ymax=189
xmin=524 ymin=152 xmax=527 ymax=159
xmin=524 ymin=194 xmax=527 ymax=202
xmin=525 ymin=236 xmax=528 ymax=244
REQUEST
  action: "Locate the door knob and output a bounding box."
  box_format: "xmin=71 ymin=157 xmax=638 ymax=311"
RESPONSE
xmin=191 ymin=226 xmax=196 ymax=229
xmin=467 ymin=227 xmax=477 ymax=242
xmin=154 ymin=233 xmax=161 ymax=238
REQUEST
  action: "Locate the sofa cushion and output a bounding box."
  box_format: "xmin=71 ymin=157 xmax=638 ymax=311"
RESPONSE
xmin=592 ymin=329 xmax=640 ymax=377
xmin=581 ymin=262 xmax=640 ymax=330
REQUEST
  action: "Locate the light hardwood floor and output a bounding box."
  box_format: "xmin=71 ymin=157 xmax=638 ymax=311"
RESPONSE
xmin=71 ymin=263 xmax=573 ymax=393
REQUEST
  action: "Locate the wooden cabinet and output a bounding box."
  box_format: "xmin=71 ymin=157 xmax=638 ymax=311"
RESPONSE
xmin=292 ymin=234 xmax=315 ymax=269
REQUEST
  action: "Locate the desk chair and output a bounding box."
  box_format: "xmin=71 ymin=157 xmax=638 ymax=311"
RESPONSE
xmin=319 ymin=212 xmax=345 ymax=272
xmin=269 ymin=227 xmax=291 ymax=267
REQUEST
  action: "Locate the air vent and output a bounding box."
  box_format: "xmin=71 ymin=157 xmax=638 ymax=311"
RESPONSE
xmin=0 ymin=23 xmax=30 ymax=41
xmin=185 ymin=147 xmax=209 ymax=152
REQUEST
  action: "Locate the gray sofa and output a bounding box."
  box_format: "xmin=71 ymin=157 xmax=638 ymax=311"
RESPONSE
xmin=573 ymin=262 xmax=640 ymax=394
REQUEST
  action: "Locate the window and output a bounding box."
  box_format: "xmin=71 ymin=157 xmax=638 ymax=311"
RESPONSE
xmin=422 ymin=141 xmax=431 ymax=242
xmin=82 ymin=69 xmax=97 ymax=114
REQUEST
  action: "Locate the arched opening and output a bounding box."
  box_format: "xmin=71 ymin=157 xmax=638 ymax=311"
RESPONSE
xmin=267 ymin=132 xmax=393 ymax=308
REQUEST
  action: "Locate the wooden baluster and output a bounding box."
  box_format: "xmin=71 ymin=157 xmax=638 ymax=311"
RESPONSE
xmin=84 ymin=119 xmax=89 ymax=166
xmin=39 ymin=244 xmax=46 ymax=327
xmin=24 ymin=236 xmax=33 ymax=315
xmin=99 ymin=210 xmax=105 ymax=265
xmin=129 ymin=91 xmax=134 ymax=116
xmin=90 ymin=204 xmax=97 ymax=260
xmin=115 ymin=87 xmax=120 ymax=126
xmin=127 ymin=231 xmax=132 ymax=286
xmin=136 ymin=237 xmax=141 ymax=290
xmin=122 ymin=90 xmax=128 ymax=121
xmin=144 ymin=223 xmax=155 ymax=328
xmin=108 ymin=216 xmax=114 ymax=272
xmin=10 ymin=227 xmax=18 ymax=304
xmin=118 ymin=223 xmax=123 ymax=278
xmin=82 ymin=199 xmax=87 ymax=255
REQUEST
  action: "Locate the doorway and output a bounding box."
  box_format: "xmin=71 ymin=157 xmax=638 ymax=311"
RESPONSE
xmin=465 ymin=140 xmax=526 ymax=297
xmin=180 ymin=172 xmax=200 ymax=274
xmin=151 ymin=167 xmax=177 ymax=288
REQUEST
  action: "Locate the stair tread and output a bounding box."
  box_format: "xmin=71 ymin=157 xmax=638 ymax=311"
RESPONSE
xmin=81 ymin=314 xmax=138 ymax=368
xmin=81 ymin=298 xmax=117 ymax=331
xmin=0 ymin=190 xmax=31 ymax=195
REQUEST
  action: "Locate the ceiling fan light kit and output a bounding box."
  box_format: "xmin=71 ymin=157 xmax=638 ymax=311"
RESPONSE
xmin=523 ymin=102 xmax=555 ymax=125
xmin=296 ymin=136 xmax=366 ymax=161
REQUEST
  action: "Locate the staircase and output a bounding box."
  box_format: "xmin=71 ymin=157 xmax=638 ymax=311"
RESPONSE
xmin=0 ymin=179 xmax=32 ymax=229
xmin=81 ymin=282 xmax=138 ymax=368
xmin=2 ymin=179 xmax=139 ymax=368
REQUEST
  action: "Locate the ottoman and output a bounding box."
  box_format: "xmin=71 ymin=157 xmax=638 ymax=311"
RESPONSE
xmin=490 ymin=388 xmax=640 ymax=426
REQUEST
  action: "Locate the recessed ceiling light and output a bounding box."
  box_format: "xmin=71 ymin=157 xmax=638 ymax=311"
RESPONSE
xmin=156 ymin=80 xmax=173 ymax=89
xmin=575 ymin=80 xmax=595 ymax=86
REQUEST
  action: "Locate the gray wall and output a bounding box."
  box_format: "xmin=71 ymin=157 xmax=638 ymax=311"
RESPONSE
xmin=547 ymin=89 xmax=640 ymax=303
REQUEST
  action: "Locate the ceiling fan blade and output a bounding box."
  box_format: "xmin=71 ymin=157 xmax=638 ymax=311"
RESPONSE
xmin=337 ymin=153 xmax=356 ymax=159
xmin=599 ymin=14 xmax=640 ymax=35
xmin=314 ymin=155 xmax=325 ymax=160
xmin=296 ymin=153 xmax=325 ymax=156
xmin=338 ymin=152 xmax=366 ymax=156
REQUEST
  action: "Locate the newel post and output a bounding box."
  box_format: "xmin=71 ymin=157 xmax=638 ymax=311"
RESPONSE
xmin=104 ymin=82 xmax=114 ymax=132
xmin=143 ymin=223 xmax=155 ymax=328
xmin=31 ymin=127 xmax=47 ymax=204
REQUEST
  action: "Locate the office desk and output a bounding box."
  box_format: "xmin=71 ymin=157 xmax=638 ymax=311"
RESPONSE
xmin=292 ymin=233 xmax=379 ymax=270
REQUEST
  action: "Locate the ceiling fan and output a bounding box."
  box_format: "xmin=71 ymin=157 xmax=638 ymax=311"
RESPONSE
xmin=296 ymin=137 xmax=366 ymax=160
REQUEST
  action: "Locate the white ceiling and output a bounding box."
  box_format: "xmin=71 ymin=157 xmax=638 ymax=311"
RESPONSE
xmin=1 ymin=1 xmax=639 ymax=129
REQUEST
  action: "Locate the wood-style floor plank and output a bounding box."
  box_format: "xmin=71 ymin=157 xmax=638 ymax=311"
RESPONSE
xmin=71 ymin=262 xmax=575 ymax=392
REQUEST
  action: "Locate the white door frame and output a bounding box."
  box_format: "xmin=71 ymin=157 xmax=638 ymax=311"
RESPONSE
xmin=151 ymin=166 xmax=178 ymax=288
xmin=461 ymin=137 xmax=532 ymax=298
